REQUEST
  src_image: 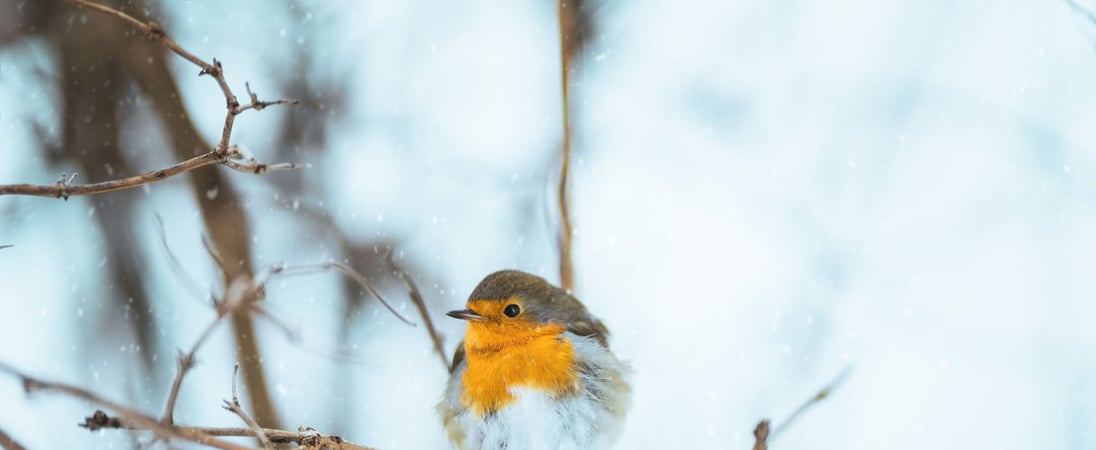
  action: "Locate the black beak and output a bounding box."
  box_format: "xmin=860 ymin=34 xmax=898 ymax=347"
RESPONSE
xmin=446 ymin=309 xmax=485 ymax=321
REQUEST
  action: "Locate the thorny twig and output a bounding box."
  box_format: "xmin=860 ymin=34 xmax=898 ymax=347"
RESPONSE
xmin=0 ymin=0 xmax=302 ymax=200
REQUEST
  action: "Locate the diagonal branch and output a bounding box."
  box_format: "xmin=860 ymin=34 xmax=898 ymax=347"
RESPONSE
xmin=385 ymin=251 xmax=449 ymax=370
xmin=163 ymin=274 xmax=257 ymax=425
xmin=1065 ymin=0 xmax=1096 ymax=25
xmin=750 ymin=365 xmax=853 ymax=449
xmin=264 ymin=261 xmax=417 ymax=326
xmin=0 ymin=426 xmax=27 ymax=450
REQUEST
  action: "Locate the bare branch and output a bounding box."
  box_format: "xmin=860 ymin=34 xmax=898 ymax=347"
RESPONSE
xmin=0 ymin=0 xmax=304 ymax=200
xmin=268 ymin=262 xmax=417 ymax=326
xmin=154 ymin=213 xmax=209 ymax=302
xmin=751 ymin=420 xmax=770 ymax=450
xmin=163 ymin=275 xmax=255 ymax=425
xmin=224 ymin=364 xmax=273 ymax=450
xmin=0 ymin=426 xmax=28 ymax=450
xmin=1066 ymin=0 xmax=1096 ymax=25
xmin=0 ymin=245 xmax=12 ymax=251
xmin=0 ymin=363 xmax=255 ymax=450
xmin=84 ymin=411 xmax=375 ymax=450
xmin=771 ymin=365 xmax=852 ymax=438
xmin=750 ymin=365 xmax=851 ymax=449
xmin=0 ymin=152 xmax=218 ymax=199
xmin=385 ymin=251 xmax=449 ymax=370
xmin=201 ymin=234 xmax=229 ymax=285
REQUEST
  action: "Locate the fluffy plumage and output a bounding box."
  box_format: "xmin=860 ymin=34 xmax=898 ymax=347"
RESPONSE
xmin=438 ymin=270 xmax=631 ymax=450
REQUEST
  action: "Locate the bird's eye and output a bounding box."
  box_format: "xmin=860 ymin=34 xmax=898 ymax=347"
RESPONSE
xmin=503 ymin=304 xmax=521 ymax=318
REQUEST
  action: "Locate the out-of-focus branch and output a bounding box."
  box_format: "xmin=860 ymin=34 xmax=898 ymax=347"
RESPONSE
xmin=1065 ymin=0 xmax=1096 ymax=24
xmin=35 ymin=0 xmax=288 ymax=429
xmin=555 ymin=0 xmax=582 ymax=292
xmin=385 ymin=251 xmax=449 ymax=370
xmin=0 ymin=253 xmax=402 ymax=449
xmin=224 ymin=365 xmax=273 ymax=450
xmin=162 ymin=275 xmax=256 ymax=425
xmin=0 ymin=426 xmax=27 ymax=450
xmin=264 ymin=261 xmax=416 ymax=326
xmin=0 ymin=245 xmax=12 ymax=251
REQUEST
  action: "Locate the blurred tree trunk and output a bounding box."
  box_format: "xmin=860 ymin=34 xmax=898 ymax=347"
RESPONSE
xmin=53 ymin=0 xmax=160 ymax=376
xmin=46 ymin=0 xmax=280 ymax=427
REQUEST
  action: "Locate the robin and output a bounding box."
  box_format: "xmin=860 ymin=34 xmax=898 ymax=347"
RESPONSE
xmin=438 ymin=270 xmax=632 ymax=449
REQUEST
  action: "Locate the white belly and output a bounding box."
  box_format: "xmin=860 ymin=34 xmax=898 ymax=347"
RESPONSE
xmin=454 ymin=386 xmax=613 ymax=450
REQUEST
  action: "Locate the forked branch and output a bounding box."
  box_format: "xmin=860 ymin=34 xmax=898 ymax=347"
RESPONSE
xmin=0 ymin=0 xmax=302 ymax=200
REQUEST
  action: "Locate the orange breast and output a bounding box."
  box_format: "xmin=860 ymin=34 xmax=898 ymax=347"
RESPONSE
xmin=460 ymin=323 xmax=580 ymax=416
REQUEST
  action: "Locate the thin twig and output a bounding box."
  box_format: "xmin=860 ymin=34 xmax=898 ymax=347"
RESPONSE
xmin=154 ymin=213 xmax=208 ymax=303
xmin=224 ymin=364 xmax=273 ymax=450
xmin=163 ymin=276 xmax=254 ymax=425
xmin=0 ymin=425 xmax=28 ymax=450
xmin=750 ymin=365 xmax=851 ymax=449
xmin=1066 ymin=0 xmax=1096 ymax=25
xmin=385 ymin=250 xmax=449 ymax=370
xmin=268 ymin=262 xmax=417 ymax=326
xmin=0 ymin=363 xmax=255 ymax=450
xmin=770 ymin=365 xmax=853 ymax=438
xmin=0 ymin=245 xmax=12 ymax=251
xmin=201 ymin=234 xmax=229 ymax=286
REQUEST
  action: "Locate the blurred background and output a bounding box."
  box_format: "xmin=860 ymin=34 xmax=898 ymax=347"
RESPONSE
xmin=1 ymin=0 xmax=1095 ymax=448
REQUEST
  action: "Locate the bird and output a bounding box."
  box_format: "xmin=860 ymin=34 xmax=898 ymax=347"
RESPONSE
xmin=438 ymin=270 xmax=631 ymax=450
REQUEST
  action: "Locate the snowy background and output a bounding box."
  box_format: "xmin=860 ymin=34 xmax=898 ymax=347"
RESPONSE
xmin=1 ymin=0 xmax=1095 ymax=448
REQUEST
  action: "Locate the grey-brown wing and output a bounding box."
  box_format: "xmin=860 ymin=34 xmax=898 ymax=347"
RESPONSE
xmin=566 ymin=318 xmax=610 ymax=347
